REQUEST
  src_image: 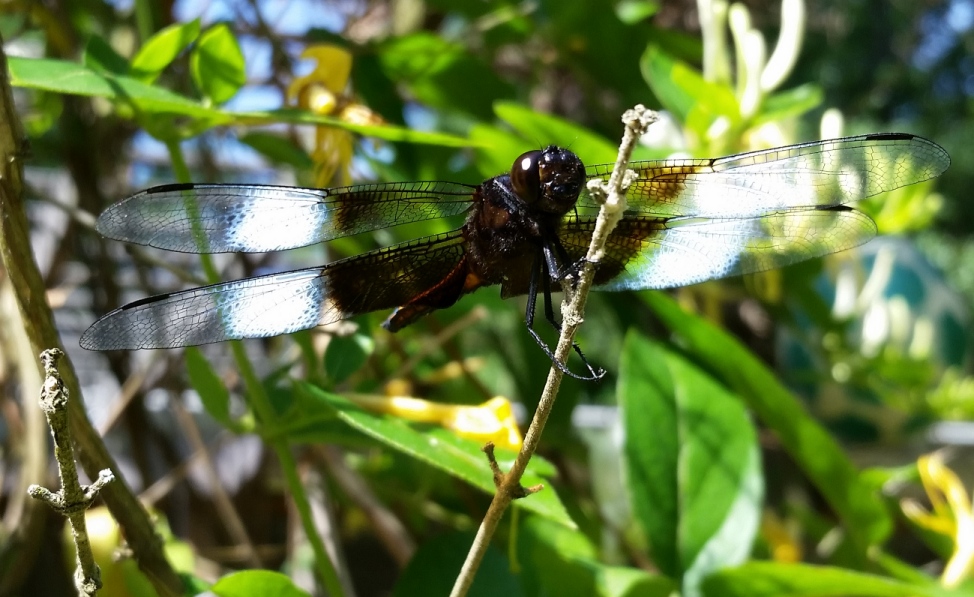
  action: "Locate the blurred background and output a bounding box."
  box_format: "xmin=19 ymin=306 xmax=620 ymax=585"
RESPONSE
xmin=2 ymin=0 xmax=973 ymax=595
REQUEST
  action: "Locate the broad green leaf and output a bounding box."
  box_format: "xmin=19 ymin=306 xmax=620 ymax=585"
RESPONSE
xmin=393 ymin=531 xmax=522 ymax=597
xmin=185 ymin=347 xmax=231 ymax=426
xmin=82 ymin=35 xmax=129 ymax=75
xmin=640 ymin=46 xmax=739 ymax=138
xmin=701 ymin=562 xmax=951 ymax=597
xmin=619 ymin=332 xmax=761 ymax=596
xmin=131 ymin=19 xmax=202 ymax=83
xmin=518 ymin=515 xmax=677 ymax=597
xmin=639 ymin=292 xmax=892 ymax=550
xmin=211 ymin=570 xmax=311 ymax=597
xmin=324 ymin=330 xmax=374 ymax=383
xmin=190 ymin=23 xmax=246 ymax=104
xmin=294 ymin=383 xmax=572 ymax=526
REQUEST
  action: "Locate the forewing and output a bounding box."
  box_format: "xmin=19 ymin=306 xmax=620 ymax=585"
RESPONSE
xmin=580 ymin=133 xmax=950 ymax=216
xmin=80 ymin=231 xmax=467 ymax=350
xmin=557 ymin=208 xmax=877 ymax=292
xmin=96 ymin=181 xmax=474 ymax=253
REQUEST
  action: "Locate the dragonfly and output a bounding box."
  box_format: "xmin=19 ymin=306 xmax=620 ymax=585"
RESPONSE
xmin=80 ymin=133 xmax=950 ymax=379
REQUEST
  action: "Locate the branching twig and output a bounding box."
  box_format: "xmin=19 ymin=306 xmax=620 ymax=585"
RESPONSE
xmin=27 ymin=349 xmax=115 ymax=597
xmin=449 ymin=106 xmax=658 ymax=597
xmin=0 ymin=35 xmax=185 ymax=597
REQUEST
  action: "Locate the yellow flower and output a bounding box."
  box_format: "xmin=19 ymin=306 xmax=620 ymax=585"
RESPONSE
xmin=901 ymin=451 xmax=974 ymax=587
xmin=348 ymin=393 xmax=523 ymax=451
xmin=287 ymin=45 xmax=383 ymax=187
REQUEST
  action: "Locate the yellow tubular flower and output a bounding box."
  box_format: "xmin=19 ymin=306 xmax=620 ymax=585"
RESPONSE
xmin=901 ymin=451 xmax=974 ymax=587
xmin=287 ymin=45 xmax=383 ymax=187
xmin=348 ymin=394 xmax=523 ymax=451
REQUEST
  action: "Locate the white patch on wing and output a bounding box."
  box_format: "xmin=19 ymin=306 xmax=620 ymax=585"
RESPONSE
xmin=601 ymin=218 xmax=754 ymax=291
xmin=221 ymin=188 xmax=331 ymax=252
xmin=218 ymin=269 xmax=330 ymax=338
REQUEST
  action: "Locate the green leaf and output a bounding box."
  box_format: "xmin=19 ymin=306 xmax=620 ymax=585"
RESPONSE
xmin=9 ymin=56 xmax=226 ymax=120
xmin=701 ymin=562 xmax=951 ymax=597
xmin=185 ymin=348 xmax=231 ymax=426
xmin=233 ymin=108 xmax=478 ymax=147
xmin=640 ymin=46 xmax=739 ymax=138
xmin=82 ymin=35 xmax=129 ymax=75
xmin=753 ymin=84 xmax=823 ymax=127
xmin=190 ymin=23 xmax=246 ymax=104
xmin=238 ymin=131 xmax=314 ymax=169
xmin=324 ymin=330 xmax=374 ymax=383
xmin=639 ymin=292 xmax=892 ymax=551
xmin=378 ymin=32 xmax=515 ymax=120
xmin=393 ymin=531 xmax=522 ymax=597
xmin=493 ymin=102 xmax=621 ymax=165
xmin=210 ymin=570 xmax=311 ymax=597
xmin=619 ymin=332 xmax=761 ymax=596
xmin=615 ymin=0 xmax=660 ymax=24
xmin=518 ymin=515 xmax=677 ymax=597
xmin=294 ymin=383 xmax=572 ymax=526
xmin=130 ymin=19 xmax=202 ymax=83
xmin=9 ymin=57 xmax=474 ymax=146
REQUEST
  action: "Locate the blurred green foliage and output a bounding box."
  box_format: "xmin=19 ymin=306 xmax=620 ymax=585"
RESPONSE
xmin=4 ymin=1 xmax=974 ymax=596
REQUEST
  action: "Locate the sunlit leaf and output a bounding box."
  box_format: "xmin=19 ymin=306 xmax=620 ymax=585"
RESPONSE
xmin=211 ymin=570 xmax=311 ymax=597
xmin=620 ymin=332 xmax=762 ymax=596
xmin=640 ymin=46 xmax=739 ymax=139
xmin=190 ymin=23 xmax=246 ymax=104
xmin=639 ymin=292 xmax=892 ymax=550
xmin=701 ymin=562 xmax=949 ymax=597
xmin=293 ymin=384 xmax=572 ymax=526
xmin=131 ymin=19 xmax=202 ymax=83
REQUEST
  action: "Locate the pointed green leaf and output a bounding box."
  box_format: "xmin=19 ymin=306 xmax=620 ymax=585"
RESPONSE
xmin=190 ymin=23 xmax=246 ymax=104
xmin=324 ymin=330 xmax=374 ymax=383
xmin=82 ymin=35 xmax=129 ymax=75
xmin=619 ymin=332 xmax=761 ymax=597
xmin=701 ymin=562 xmax=951 ymax=597
xmin=640 ymin=292 xmax=892 ymax=550
xmin=185 ymin=347 xmax=231 ymax=426
xmin=8 ymin=56 xmax=226 ymax=120
xmin=131 ymin=19 xmax=201 ymax=83
xmin=294 ymin=383 xmax=572 ymax=527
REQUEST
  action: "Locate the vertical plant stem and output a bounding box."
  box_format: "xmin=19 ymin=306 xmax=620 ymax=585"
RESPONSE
xmin=0 ymin=38 xmax=184 ymax=596
xmin=449 ymin=106 xmax=658 ymax=597
xmin=163 ymin=139 xmax=346 ymax=596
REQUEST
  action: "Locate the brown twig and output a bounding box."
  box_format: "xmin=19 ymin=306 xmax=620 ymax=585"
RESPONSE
xmin=0 ymin=36 xmax=185 ymax=596
xmin=27 ymin=349 xmax=115 ymax=596
xmin=449 ymin=106 xmax=658 ymax=597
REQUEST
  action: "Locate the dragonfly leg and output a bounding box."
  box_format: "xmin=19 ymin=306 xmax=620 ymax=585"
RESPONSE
xmin=525 ymin=249 xmax=605 ymax=381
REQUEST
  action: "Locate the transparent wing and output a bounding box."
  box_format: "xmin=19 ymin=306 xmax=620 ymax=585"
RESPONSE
xmin=555 ymin=207 xmax=877 ymax=291
xmin=96 ymin=181 xmax=474 ymax=253
xmin=80 ymin=231 xmax=467 ymax=350
xmin=581 ymin=133 xmax=950 ymax=217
